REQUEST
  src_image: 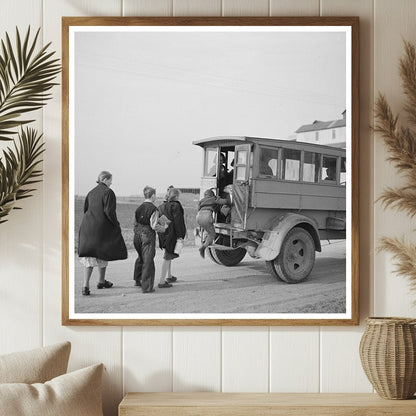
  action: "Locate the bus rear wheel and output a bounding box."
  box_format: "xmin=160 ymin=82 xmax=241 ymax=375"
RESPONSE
xmin=210 ymin=247 xmax=247 ymax=266
xmin=266 ymin=227 xmax=315 ymax=283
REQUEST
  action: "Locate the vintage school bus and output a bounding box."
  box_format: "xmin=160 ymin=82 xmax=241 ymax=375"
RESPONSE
xmin=193 ymin=136 xmax=347 ymax=283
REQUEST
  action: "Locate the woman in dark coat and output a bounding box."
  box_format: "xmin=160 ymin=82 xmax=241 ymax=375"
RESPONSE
xmin=78 ymin=171 xmax=127 ymax=295
xmin=157 ymin=188 xmax=186 ymax=288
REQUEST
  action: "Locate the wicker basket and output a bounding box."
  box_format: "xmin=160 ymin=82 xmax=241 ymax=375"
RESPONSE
xmin=359 ymin=317 xmax=416 ymax=399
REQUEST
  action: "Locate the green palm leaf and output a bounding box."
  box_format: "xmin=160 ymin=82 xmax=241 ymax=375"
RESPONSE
xmin=0 ymin=127 xmax=45 ymax=223
xmin=0 ymin=27 xmax=60 ymax=141
xmin=0 ymin=27 xmax=59 ymax=224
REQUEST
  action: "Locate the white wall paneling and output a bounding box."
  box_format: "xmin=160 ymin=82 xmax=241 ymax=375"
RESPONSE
xmin=173 ymin=327 xmax=221 ymax=391
xmin=270 ymin=327 xmax=320 ymax=392
xmin=0 ymin=0 xmax=43 ymax=355
xmin=173 ymin=0 xmax=222 ymax=16
xmin=42 ymin=2 xmax=123 ymax=415
xmin=0 ymin=0 xmax=42 ymax=34
xmin=2 ymin=1 xmax=416 ymax=415
xmin=319 ymin=0 xmax=375 ymax=393
xmin=320 ymin=328 xmax=373 ymax=392
xmin=322 ymin=0 xmax=375 ymax=322
xmin=222 ymin=327 xmax=269 ymax=392
xmin=123 ymin=327 xmax=173 ymax=393
xmin=222 ymin=0 xmax=270 ymax=16
xmin=123 ymin=0 xmax=173 ymax=16
xmin=268 ymin=0 xmax=322 ymax=396
xmin=270 ymin=0 xmax=320 ymax=16
xmin=373 ymin=0 xmax=416 ymax=317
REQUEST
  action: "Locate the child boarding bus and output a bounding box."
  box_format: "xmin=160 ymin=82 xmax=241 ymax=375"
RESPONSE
xmin=193 ymin=136 xmax=346 ymax=283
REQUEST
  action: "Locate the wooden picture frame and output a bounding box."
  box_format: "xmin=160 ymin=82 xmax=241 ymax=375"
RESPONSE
xmin=62 ymin=16 xmax=359 ymax=326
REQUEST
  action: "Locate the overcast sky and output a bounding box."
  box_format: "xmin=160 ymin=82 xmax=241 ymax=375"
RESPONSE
xmin=73 ymin=29 xmax=346 ymax=196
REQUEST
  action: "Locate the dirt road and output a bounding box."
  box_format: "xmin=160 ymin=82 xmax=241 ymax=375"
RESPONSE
xmin=74 ymin=241 xmax=346 ymax=314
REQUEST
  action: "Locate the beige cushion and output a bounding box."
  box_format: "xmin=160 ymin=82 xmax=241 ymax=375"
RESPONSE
xmin=0 ymin=342 xmax=71 ymax=384
xmin=0 ymin=363 xmax=104 ymax=416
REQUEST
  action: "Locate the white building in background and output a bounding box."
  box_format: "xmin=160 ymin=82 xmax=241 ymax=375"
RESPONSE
xmin=294 ymin=110 xmax=346 ymax=148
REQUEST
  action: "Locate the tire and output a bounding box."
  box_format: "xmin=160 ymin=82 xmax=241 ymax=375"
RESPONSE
xmin=265 ymin=260 xmax=284 ymax=281
xmin=266 ymin=227 xmax=315 ymax=283
xmin=210 ymin=247 xmax=247 ymax=267
xmin=206 ymin=247 xmax=221 ymax=264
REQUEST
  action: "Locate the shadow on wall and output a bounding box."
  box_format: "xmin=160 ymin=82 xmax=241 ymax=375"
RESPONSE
xmin=102 ymin=366 xmax=123 ymax=416
xmin=123 ymin=368 xmax=217 ymax=394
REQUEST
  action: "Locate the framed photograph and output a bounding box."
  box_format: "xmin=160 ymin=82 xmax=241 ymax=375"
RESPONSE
xmin=62 ymin=17 xmax=359 ymax=326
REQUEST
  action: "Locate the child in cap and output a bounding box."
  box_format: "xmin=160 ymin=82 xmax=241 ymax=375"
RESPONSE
xmin=196 ymin=189 xmax=230 ymax=258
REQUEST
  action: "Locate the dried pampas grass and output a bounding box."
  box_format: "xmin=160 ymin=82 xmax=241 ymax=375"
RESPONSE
xmin=375 ymin=40 xmax=416 ymax=293
xmin=378 ymin=237 xmax=416 ymax=293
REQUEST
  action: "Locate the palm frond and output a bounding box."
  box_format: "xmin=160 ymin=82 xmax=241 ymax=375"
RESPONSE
xmin=0 ymin=127 xmax=45 ymax=222
xmin=0 ymin=26 xmax=61 ymax=141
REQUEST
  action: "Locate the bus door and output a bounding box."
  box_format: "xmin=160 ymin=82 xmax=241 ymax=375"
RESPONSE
xmin=232 ymin=144 xmax=251 ymax=229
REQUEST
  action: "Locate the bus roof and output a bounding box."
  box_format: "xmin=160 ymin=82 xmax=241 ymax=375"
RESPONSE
xmin=192 ymin=136 xmax=346 ymax=153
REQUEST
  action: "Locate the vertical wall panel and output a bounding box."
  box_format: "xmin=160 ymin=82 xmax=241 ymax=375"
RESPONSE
xmin=124 ymin=328 xmax=173 ymax=393
xmin=42 ymin=2 xmax=123 ymax=415
xmin=320 ymin=328 xmax=372 ymax=392
xmin=0 ymin=0 xmax=41 ymax=34
xmin=324 ymin=0 xmax=375 ymax=323
xmin=222 ymin=327 xmax=269 ymax=392
xmin=270 ymin=0 xmax=320 ymax=16
xmin=121 ymin=0 xmax=176 ymax=410
xmin=320 ymin=0 xmax=374 ymax=393
xmin=173 ymin=327 xmax=221 ymax=391
xmin=124 ymin=0 xmax=173 ymax=16
xmin=0 ymin=0 xmax=43 ymax=355
xmin=270 ymin=327 xmax=320 ymax=392
xmin=174 ymin=0 xmax=221 ymax=16
xmin=268 ymin=0 xmax=322 ymax=395
xmin=374 ymin=0 xmax=416 ymax=317
xmin=222 ymin=0 xmax=270 ymax=16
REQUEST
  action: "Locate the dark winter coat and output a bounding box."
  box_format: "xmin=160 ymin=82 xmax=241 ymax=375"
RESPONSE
xmin=78 ymin=182 xmax=127 ymax=261
xmin=157 ymin=200 xmax=186 ymax=254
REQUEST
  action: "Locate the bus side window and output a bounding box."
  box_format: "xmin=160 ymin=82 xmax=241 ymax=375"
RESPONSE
xmin=340 ymin=157 xmax=347 ymax=185
xmin=303 ymin=151 xmax=320 ymax=182
xmin=322 ymin=156 xmax=337 ymax=182
xmin=281 ymin=149 xmax=301 ymax=181
xmin=259 ymin=147 xmax=278 ymax=177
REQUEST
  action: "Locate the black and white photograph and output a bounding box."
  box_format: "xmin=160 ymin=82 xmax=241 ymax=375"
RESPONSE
xmin=63 ymin=18 xmax=358 ymax=325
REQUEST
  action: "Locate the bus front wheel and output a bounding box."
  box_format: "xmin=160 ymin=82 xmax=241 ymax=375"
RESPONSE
xmin=266 ymin=227 xmax=315 ymax=283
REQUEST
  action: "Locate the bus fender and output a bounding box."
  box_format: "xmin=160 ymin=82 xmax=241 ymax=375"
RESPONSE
xmin=254 ymin=213 xmax=321 ymax=261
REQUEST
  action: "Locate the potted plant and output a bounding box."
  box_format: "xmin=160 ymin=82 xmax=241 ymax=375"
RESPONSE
xmin=359 ymin=40 xmax=416 ymax=400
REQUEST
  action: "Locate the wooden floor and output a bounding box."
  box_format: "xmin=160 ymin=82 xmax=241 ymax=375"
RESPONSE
xmin=119 ymin=392 xmax=416 ymax=416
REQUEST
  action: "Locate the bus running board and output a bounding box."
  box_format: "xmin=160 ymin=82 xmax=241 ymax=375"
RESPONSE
xmin=208 ymin=244 xmax=235 ymax=251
